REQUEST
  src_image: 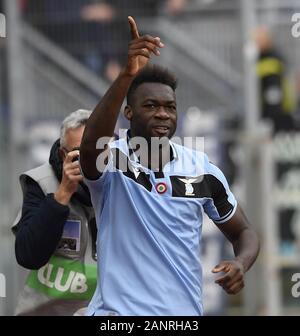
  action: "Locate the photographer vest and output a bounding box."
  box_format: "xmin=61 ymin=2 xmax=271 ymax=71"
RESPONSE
xmin=13 ymin=163 xmax=97 ymax=316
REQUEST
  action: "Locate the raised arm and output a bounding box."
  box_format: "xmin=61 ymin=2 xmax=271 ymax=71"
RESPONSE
xmin=80 ymin=16 xmax=164 ymax=179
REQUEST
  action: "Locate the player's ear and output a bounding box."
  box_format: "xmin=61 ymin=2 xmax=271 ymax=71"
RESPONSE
xmin=124 ymin=105 xmax=133 ymax=121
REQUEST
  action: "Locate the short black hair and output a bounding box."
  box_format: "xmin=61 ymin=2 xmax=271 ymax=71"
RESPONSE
xmin=127 ymin=64 xmax=178 ymax=105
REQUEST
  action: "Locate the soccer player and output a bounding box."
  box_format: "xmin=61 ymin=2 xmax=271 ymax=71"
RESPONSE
xmin=80 ymin=16 xmax=260 ymax=316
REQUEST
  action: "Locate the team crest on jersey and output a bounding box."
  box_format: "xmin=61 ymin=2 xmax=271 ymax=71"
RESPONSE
xmin=156 ymin=182 xmax=167 ymax=194
xmin=178 ymin=178 xmax=199 ymax=196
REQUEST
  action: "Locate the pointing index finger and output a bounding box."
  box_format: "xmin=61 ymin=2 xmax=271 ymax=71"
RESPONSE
xmin=128 ymin=16 xmax=139 ymax=39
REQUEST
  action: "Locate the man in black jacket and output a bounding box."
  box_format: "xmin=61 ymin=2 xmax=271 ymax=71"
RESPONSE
xmin=12 ymin=109 xmax=98 ymax=316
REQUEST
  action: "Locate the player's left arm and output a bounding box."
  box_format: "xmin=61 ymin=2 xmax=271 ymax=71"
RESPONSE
xmin=212 ymin=205 xmax=260 ymax=295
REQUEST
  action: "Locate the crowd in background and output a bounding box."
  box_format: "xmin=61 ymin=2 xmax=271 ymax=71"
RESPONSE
xmin=21 ymin=0 xmax=187 ymax=81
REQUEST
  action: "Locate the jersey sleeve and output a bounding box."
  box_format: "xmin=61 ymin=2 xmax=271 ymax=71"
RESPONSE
xmin=203 ymin=157 xmax=237 ymax=224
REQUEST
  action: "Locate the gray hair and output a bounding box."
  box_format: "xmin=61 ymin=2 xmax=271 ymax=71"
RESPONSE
xmin=60 ymin=109 xmax=92 ymax=147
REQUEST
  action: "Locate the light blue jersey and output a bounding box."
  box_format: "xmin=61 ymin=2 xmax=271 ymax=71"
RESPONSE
xmin=83 ymin=133 xmax=237 ymax=316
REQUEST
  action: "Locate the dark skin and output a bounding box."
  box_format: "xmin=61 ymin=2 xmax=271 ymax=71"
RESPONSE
xmin=212 ymin=206 xmax=259 ymax=294
xmin=124 ymin=82 xmax=177 ymax=170
xmin=125 ymin=83 xmax=177 ymax=141
xmin=80 ymin=16 xmax=163 ymax=179
xmin=80 ymin=16 xmax=260 ymax=295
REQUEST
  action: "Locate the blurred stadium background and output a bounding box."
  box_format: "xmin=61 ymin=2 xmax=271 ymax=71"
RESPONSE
xmin=1 ymin=0 xmax=300 ymax=315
